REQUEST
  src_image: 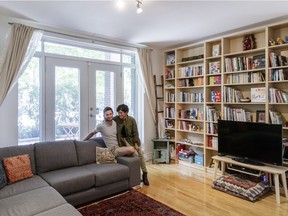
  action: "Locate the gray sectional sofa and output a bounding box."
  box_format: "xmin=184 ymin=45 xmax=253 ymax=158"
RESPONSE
xmin=0 ymin=137 xmax=141 ymax=216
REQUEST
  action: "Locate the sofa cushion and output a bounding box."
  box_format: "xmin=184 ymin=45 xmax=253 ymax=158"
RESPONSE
xmin=0 ymin=144 xmax=36 ymax=174
xmin=0 ymin=175 xmax=49 ymax=199
xmin=3 ymin=154 xmax=33 ymax=184
xmin=34 ymin=140 xmax=78 ymax=174
xmin=96 ymin=146 xmax=117 ymax=164
xmin=74 ymin=137 xmax=107 ymax=165
xmin=0 ymin=186 xmax=67 ymax=216
xmin=0 ymin=160 xmax=7 ymax=189
xmin=40 ymin=167 xmax=95 ymax=196
xmin=34 ymin=203 xmax=82 ymax=216
xmin=83 ymin=163 xmax=129 ymax=187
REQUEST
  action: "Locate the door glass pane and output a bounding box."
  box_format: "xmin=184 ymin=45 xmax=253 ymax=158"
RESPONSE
xmin=95 ymin=70 xmax=115 ymax=126
xmin=123 ymin=67 xmax=136 ymax=117
xmin=55 ymin=67 xmax=80 ymax=140
xmin=18 ymin=57 xmax=40 ymax=145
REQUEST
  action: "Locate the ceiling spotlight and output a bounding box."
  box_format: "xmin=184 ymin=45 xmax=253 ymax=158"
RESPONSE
xmin=117 ymin=0 xmax=124 ymax=9
xmin=136 ymin=0 xmax=143 ymax=14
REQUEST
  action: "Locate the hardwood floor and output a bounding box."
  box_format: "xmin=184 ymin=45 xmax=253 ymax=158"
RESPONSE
xmin=138 ymin=161 xmax=288 ymax=216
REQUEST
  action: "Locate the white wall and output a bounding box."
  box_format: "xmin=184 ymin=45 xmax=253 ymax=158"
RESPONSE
xmin=0 ymin=15 xmax=18 ymax=147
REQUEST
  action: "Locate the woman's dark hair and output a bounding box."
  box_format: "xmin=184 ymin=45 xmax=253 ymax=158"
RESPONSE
xmin=116 ymin=104 xmax=129 ymax=113
xmin=103 ymin=106 xmax=113 ymax=114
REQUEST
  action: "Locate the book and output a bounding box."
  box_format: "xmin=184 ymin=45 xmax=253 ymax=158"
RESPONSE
xmin=269 ymin=109 xmax=283 ymax=125
xmin=212 ymin=44 xmax=220 ymax=57
xmin=252 ymin=54 xmax=265 ymax=69
xmin=251 ymin=87 xmax=266 ymax=102
xmin=209 ymin=61 xmax=220 ymax=74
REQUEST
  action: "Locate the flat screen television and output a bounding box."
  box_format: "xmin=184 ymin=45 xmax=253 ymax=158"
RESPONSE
xmin=218 ymin=120 xmax=283 ymax=166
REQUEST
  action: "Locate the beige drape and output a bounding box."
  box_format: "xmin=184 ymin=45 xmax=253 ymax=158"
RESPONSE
xmin=0 ymin=24 xmax=37 ymax=106
xmin=137 ymin=48 xmax=156 ymax=123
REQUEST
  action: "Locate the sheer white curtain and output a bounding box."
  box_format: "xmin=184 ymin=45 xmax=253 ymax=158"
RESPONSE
xmin=137 ymin=48 xmax=156 ymax=122
xmin=0 ymin=23 xmax=43 ymax=106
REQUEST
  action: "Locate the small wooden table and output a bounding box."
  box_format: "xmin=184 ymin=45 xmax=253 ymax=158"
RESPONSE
xmin=212 ymin=155 xmax=288 ymax=204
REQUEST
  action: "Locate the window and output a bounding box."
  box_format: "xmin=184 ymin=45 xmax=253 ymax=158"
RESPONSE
xmin=18 ymin=57 xmax=40 ymax=145
xmin=18 ymin=37 xmax=142 ymax=144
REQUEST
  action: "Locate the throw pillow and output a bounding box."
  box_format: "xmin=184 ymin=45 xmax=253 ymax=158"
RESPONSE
xmin=3 ymin=154 xmax=33 ymax=184
xmin=96 ymin=147 xmax=117 ymax=164
xmin=0 ymin=160 xmax=8 ymax=189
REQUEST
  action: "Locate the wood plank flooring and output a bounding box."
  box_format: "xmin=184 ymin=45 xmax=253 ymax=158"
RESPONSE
xmin=138 ymin=162 xmax=288 ymax=216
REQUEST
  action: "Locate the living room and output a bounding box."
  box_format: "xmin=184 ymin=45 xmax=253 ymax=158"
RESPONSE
xmin=1 ymin=1 xmax=288 ymax=215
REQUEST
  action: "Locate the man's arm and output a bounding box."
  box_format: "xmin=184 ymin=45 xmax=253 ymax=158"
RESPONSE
xmin=83 ymin=130 xmax=97 ymax=141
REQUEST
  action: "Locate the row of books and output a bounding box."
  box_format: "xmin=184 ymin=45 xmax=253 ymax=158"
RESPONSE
xmin=225 ymin=71 xmax=265 ymax=84
xmin=178 ymin=65 xmax=203 ymax=77
xmin=206 ymin=122 xmax=218 ymax=135
xmin=165 ymin=68 xmax=175 ymax=79
xmin=165 ymin=92 xmax=175 ymax=103
xmin=268 ymin=88 xmax=288 ymax=103
xmin=206 ymin=105 xmax=221 ymax=122
xmin=178 ymin=108 xmax=204 ymax=120
xmin=208 ymin=75 xmax=221 ymax=85
xmin=178 ymin=78 xmax=194 ymax=87
xmin=269 ymin=52 xmax=288 ymax=67
xmin=207 ymin=136 xmax=218 ymax=149
xmin=269 ymin=109 xmax=283 ymax=125
xmin=270 ymin=69 xmax=288 ymax=81
xmin=178 ymin=92 xmax=204 ymax=103
xmin=224 ymin=54 xmax=265 ymax=72
xmin=165 ymin=107 xmax=175 ymax=118
xmin=178 ymin=121 xmax=202 ymax=132
xmin=223 ymin=106 xmax=252 ymax=122
xmin=178 ymin=77 xmax=204 ymax=86
xmin=224 ymin=87 xmax=243 ymax=103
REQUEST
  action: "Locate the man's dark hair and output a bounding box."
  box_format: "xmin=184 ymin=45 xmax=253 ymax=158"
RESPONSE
xmin=103 ymin=106 xmax=113 ymax=114
xmin=116 ymin=104 xmax=129 ymax=113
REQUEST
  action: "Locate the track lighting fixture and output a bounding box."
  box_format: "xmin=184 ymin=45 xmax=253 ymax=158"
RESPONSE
xmin=136 ymin=0 xmax=143 ymax=14
xmin=116 ymin=0 xmax=143 ymax=14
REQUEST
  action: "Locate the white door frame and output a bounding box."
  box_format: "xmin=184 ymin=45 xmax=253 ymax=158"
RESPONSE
xmin=45 ymin=57 xmax=122 ymax=140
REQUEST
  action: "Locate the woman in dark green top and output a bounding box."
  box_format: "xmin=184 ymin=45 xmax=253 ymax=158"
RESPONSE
xmin=113 ymin=104 xmax=149 ymax=186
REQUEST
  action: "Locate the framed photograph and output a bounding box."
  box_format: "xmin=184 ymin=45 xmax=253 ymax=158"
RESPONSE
xmin=256 ymin=110 xmax=265 ymax=123
xmin=212 ymin=44 xmax=220 ymax=57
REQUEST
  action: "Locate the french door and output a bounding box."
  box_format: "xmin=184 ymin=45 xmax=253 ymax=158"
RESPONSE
xmin=45 ymin=57 xmax=122 ymax=141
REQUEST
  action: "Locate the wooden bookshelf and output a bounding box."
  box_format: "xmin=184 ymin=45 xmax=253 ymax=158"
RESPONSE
xmin=163 ymin=20 xmax=288 ymax=172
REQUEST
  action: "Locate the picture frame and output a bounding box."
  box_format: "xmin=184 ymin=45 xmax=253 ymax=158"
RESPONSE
xmin=256 ymin=110 xmax=265 ymax=123
xmin=212 ymin=44 xmax=220 ymax=57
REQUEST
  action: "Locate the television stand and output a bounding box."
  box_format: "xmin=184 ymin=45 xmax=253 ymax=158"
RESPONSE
xmin=212 ymin=155 xmax=288 ymax=204
xmin=227 ymin=164 xmax=262 ymax=176
xmin=232 ymin=157 xmax=265 ymax=166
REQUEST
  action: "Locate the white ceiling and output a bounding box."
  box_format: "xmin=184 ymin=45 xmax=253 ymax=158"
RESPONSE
xmin=1 ymin=1 xmax=288 ymax=49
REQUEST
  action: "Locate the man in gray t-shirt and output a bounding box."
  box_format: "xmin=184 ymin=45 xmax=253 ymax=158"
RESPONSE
xmin=83 ymin=107 xmax=135 ymax=157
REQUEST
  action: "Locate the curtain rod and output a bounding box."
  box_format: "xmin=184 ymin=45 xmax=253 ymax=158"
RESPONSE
xmin=8 ymin=22 xmax=148 ymax=50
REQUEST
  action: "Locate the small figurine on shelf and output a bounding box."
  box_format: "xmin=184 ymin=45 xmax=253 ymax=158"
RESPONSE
xmin=269 ymin=38 xmax=276 ymax=46
xmin=277 ymin=36 xmax=285 ymax=45
xmin=243 ymin=34 xmax=256 ymax=50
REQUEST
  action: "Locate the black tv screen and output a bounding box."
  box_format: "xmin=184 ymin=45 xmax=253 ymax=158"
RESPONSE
xmin=218 ymin=120 xmax=283 ymax=166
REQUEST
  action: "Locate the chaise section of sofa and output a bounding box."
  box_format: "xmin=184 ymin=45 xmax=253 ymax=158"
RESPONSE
xmin=0 ymin=137 xmax=141 ymax=215
xmin=0 ymin=144 xmax=81 ymax=216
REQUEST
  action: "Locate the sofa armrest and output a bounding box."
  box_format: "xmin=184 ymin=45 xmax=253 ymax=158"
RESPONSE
xmin=116 ymin=156 xmax=141 ymax=188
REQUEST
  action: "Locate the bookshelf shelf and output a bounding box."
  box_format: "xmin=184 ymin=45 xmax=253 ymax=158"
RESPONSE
xmin=163 ymin=21 xmax=288 ymax=173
